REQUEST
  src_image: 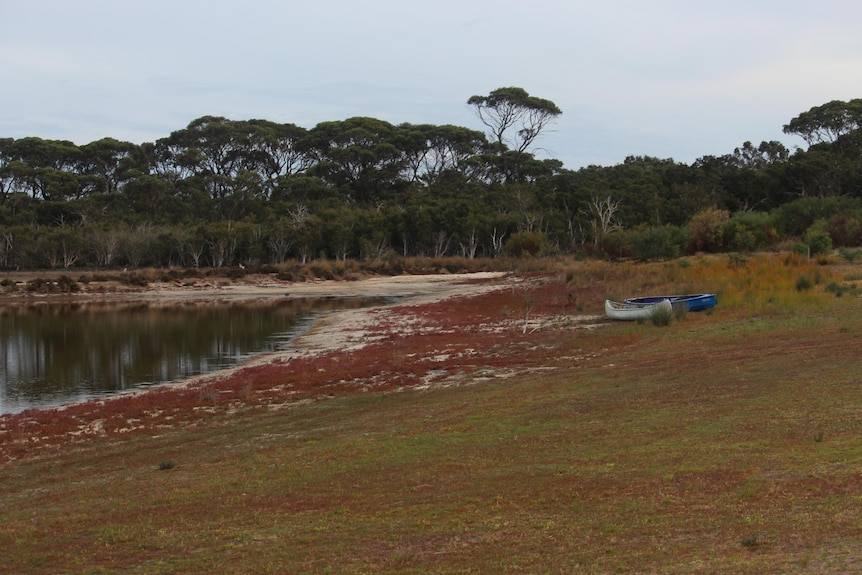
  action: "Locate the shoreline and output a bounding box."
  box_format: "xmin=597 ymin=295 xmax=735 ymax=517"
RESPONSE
xmin=0 ymin=270 xmax=507 ymax=303
xmin=1 ymin=272 xmax=510 ymax=414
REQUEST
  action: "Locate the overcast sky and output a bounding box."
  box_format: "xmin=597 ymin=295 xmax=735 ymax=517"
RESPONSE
xmin=2 ymin=0 xmax=862 ymax=170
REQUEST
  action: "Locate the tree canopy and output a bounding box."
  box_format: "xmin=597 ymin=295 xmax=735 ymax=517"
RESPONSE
xmin=2 ymin=93 xmax=862 ymax=270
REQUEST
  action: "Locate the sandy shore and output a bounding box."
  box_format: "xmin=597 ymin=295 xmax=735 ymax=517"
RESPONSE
xmin=154 ymin=271 xmax=508 ymax=302
xmin=280 ymin=272 xmax=509 ymax=354
xmin=0 ymin=270 xmax=508 ymax=303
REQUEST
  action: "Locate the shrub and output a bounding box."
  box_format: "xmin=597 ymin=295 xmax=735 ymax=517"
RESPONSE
xmin=792 ymin=242 xmax=809 ymax=257
xmin=804 ymin=220 xmax=833 ymax=256
xmin=825 ymin=281 xmax=846 ymax=297
xmin=630 ymin=225 xmax=686 ymax=261
xmin=56 ymin=275 xmax=80 ymax=293
xmin=504 ymin=231 xmax=546 ymax=258
xmin=121 ymin=272 xmax=149 ymax=287
xmin=25 ymin=276 xmax=80 ymax=293
xmin=838 ymin=247 xmax=862 ymax=262
xmin=728 ymin=253 xmax=748 ymax=268
xmin=724 ymin=211 xmax=777 ymax=252
xmin=598 ymin=231 xmax=632 ymax=260
xmin=825 ymin=214 xmax=862 ymax=247
xmin=726 ymin=223 xmax=757 ymax=252
xmin=225 ymin=267 xmax=247 ymax=279
xmin=688 ymin=207 xmax=729 ymax=252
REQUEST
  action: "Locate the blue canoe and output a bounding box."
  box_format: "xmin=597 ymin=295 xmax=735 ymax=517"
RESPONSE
xmin=624 ymin=293 xmax=716 ymax=312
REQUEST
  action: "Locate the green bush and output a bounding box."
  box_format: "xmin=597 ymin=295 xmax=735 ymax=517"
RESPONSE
xmin=598 ymin=231 xmax=632 ymax=260
xmin=726 ymin=223 xmax=757 ymax=252
xmin=838 ymin=247 xmax=862 ymax=262
xmin=804 ymin=220 xmax=833 ymax=256
xmin=808 ymin=232 xmax=833 ymax=256
xmin=724 ymin=211 xmax=777 ymax=251
xmin=630 ymin=225 xmax=686 ymax=261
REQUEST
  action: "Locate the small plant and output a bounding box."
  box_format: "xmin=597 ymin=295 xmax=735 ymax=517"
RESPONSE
xmin=56 ymin=275 xmax=80 ymax=293
xmin=806 ymin=230 xmax=833 ymax=257
xmin=226 ymin=267 xmax=247 ymax=279
xmin=825 ymin=281 xmax=846 ymax=297
xmin=728 ymin=253 xmax=748 ymax=268
xmin=795 ymin=275 xmax=813 ymax=292
xmin=741 ymin=536 xmax=761 ymax=548
xmin=649 ymin=304 xmax=675 ymax=327
xmin=121 ymin=272 xmax=150 ymax=287
xmin=158 ymin=460 xmax=175 ymax=470
xmin=838 ymin=247 xmax=862 ymax=262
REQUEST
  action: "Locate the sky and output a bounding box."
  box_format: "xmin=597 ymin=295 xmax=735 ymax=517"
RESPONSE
xmin=2 ymin=0 xmax=862 ymax=170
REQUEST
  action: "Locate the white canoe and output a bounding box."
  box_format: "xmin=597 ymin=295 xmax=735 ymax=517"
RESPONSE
xmin=605 ymin=298 xmax=673 ymax=321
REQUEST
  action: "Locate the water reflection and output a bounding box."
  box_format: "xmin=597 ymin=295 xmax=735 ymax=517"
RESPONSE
xmin=0 ymin=297 xmax=382 ymax=414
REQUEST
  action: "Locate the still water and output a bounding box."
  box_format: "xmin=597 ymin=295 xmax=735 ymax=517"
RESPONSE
xmin=0 ymin=297 xmax=381 ymax=415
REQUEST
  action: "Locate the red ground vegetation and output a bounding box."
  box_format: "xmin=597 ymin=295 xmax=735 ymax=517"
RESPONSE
xmin=0 ymin=274 xmax=597 ymax=463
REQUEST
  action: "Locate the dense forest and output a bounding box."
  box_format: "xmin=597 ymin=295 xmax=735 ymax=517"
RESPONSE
xmin=1 ymin=89 xmax=862 ymax=270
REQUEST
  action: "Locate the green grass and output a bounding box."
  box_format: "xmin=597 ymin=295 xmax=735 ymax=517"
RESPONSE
xmin=2 ymin=256 xmax=862 ymax=573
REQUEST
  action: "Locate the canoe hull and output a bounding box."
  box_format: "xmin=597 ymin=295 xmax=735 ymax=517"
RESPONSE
xmin=625 ymin=293 xmax=716 ymax=312
xmin=605 ymin=298 xmax=673 ymax=321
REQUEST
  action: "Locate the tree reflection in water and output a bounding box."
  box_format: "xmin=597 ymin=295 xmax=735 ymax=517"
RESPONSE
xmin=0 ymin=297 xmax=384 ymax=414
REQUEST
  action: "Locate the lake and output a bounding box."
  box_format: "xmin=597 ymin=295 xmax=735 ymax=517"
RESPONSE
xmin=0 ymin=297 xmax=382 ymax=415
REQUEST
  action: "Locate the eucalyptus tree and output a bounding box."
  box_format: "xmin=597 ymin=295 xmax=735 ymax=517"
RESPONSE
xmin=122 ymin=174 xmax=181 ymax=222
xmin=305 ymin=117 xmax=406 ymax=204
xmin=155 ymin=116 xmax=263 ymax=200
xmin=396 ymin=123 xmax=488 ymax=190
xmin=179 ymin=116 xmax=240 ymax=197
xmin=241 ymin=120 xmax=314 ymax=196
xmin=78 ymin=138 xmax=142 ymax=194
xmin=467 ymin=87 xmax=562 ymax=182
xmin=0 ymin=138 xmax=15 ymax=204
xmin=732 ymin=140 xmax=790 ymax=169
xmin=708 ymin=140 xmax=791 ymax=212
xmin=782 ymin=149 xmax=854 ymax=198
xmin=0 ymin=137 xmax=88 ymax=200
xmin=783 ymin=99 xmax=862 ymax=149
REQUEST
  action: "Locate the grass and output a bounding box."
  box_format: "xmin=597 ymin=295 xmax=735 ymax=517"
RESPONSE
xmin=2 ymin=253 xmax=862 ymax=573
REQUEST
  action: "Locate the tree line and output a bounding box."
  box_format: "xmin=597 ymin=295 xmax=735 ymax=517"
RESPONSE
xmin=1 ymin=90 xmax=861 ymax=270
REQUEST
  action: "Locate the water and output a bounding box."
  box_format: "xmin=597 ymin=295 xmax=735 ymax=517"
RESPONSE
xmin=0 ymin=297 xmax=381 ymax=415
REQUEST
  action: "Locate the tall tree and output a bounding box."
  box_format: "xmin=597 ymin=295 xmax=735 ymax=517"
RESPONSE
xmin=306 ymin=117 xmax=405 ymax=204
xmin=467 ymin=87 xmax=562 ymax=154
xmin=783 ymin=99 xmax=862 ymax=148
xmin=242 ymin=120 xmax=314 ymax=190
xmin=396 ymin=123 xmax=488 ymax=189
xmin=79 ymin=138 xmax=141 ymax=194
